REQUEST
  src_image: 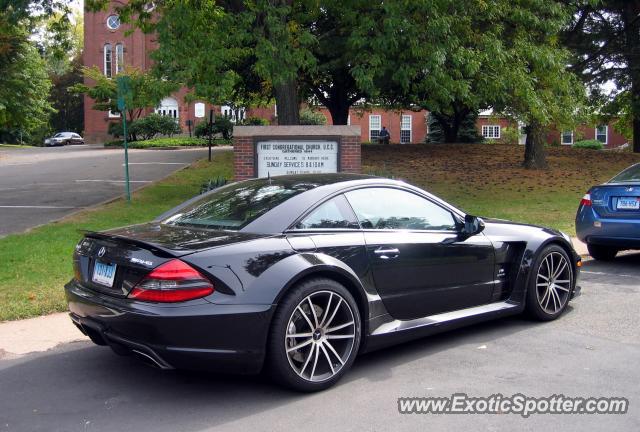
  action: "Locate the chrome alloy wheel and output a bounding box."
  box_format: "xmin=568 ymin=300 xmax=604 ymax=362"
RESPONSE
xmin=285 ymin=290 xmax=356 ymax=382
xmin=536 ymin=251 xmax=572 ymax=314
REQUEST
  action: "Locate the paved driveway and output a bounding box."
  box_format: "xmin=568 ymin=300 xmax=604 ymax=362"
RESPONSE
xmin=0 ymin=254 xmax=638 ymax=431
xmin=0 ymin=145 xmax=219 ymax=237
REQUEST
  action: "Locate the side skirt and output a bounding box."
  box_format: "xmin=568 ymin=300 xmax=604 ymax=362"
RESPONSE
xmin=361 ymin=301 xmax=522 ymax=353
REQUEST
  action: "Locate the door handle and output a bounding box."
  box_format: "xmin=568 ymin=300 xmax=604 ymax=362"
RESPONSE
xmin=374 ymin=247 xmax=400 ymax=259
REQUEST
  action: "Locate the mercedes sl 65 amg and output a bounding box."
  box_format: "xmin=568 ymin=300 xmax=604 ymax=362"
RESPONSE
xmin=66 ymin=174 xmax=581 ymax=391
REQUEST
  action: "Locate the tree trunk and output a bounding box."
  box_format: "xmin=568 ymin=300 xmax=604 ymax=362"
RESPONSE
xmin=432 ymin=107 xmax=469 ymax=143
xmin=326 ymin=102 xmax=350 ymax=125
xmin=623 ymin=1 xmax=640 ymax=152
xmin=273 ymin=80 xmax=300 ymax=125
xmin=523 ymin=120 xmax=548 ymax=169
xmin=442 ymin=124 xmax=459 ymax=143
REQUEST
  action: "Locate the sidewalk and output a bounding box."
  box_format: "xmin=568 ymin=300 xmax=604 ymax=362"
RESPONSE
xmin=0 ymin=237 xmax=590 ymax=359
xmin=0 ymin=312 xmax=86 ymax=359
xmin=572 ymin=237 xmax=588 ymax=256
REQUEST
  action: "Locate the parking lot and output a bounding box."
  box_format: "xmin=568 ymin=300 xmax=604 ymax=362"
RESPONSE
xmin=0 ymin=145 xmax=213 ymax=237
xmin=0 ymin=254 xmax=637 ymax=431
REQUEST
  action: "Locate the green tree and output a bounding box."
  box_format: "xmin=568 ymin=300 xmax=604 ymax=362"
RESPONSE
xmin=1 ymin=0 xmax=72 ymax=141
xmin=562 ymin=0 xmax=640 ymax=152
xmin=38 ymin=8 xmax=84 ymax=134
xmin=49 ymin=56 xmax=84 ymax=133
xmin=0 ymin=36 xmax=53 ymax=142
xmin=361 ymin=0 xmax=583 ymax=167
xmin=427 ymin=112 xmax=483 ymax=144
xmin=72 ymin=66 xmax=178 ymax=123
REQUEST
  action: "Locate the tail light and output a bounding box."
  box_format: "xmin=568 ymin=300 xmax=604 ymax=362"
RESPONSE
xmin=580 ymin=193 xmax=592 ymax=207
xmin=128 ymin=259 xmax=214 ymax=303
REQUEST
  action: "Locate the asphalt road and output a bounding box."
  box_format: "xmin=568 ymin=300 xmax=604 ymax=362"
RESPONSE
xmin=0 ymin=145 xmax=217 ymax=237
xmin=0 ymin=254 xmax=638 ymax=432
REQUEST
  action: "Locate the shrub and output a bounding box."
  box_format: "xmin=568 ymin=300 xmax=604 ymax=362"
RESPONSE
xmin=200 ymin=176 xmax=229 ymax=194
xmin=194 ymin=120 xmax=210 ymax=138
xmin=128 ymin=113 xmax=182 ymax=140
xmin=573 ymin=139 xmax=604 ymax=150
xmin=108 ymin=121 xmax=123 ymax=139
xmin=194 ymin=117 xmax=234 ymax=140
xmin=105 ymin=137 xmax=230 ymax=148
xmin=299 ymin=108 xmax=327 ymax=125
xmin=241 ymin=116 xmax=270 ymax=126
xmin=104 ymin=139 xmax=124 ymax=147
xmin=496 ymin=126 xmax=520 ymax=145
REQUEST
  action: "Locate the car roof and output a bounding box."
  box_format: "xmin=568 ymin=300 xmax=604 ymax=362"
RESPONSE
xmin=241 ymin=174 xmax=463 ymax=233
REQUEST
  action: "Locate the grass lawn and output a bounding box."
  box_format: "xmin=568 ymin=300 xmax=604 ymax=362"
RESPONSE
xmin=0 ymin=151 xmax=233 ymax=321
xmin=362 ymin=144 xmax=640 ymax=234
xmin=0 ymin=144 xmax=34 ymax=148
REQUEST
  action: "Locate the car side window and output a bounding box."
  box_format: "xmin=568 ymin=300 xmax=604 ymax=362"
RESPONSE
xmin=344 ymin=188 xmax=457 ymax=231
xmin=295 ymin=195 xmax=359 ymax=230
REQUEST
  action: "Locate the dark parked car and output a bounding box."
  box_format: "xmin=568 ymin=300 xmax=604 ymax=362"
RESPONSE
xmin=66 ymin=174 xmax=581 ymax=391
xmin=576 ymin=162 xmax=640 ymax=260
xmin=44 ymin=132 xmax=84 ymax=146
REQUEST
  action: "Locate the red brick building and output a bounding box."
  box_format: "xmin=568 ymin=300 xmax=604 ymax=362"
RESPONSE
xmin=83 ymin=3 xmax=219 ymax=143
xmin=476 ymin=110 xmax=628 ymax=148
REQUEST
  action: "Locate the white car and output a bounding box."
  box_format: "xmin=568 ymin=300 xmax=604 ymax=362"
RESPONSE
xmin=44 ymin=132 xmax=84 ymax=146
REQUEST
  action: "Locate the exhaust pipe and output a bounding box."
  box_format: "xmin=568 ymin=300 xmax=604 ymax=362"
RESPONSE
xmin=131 ymin=349 xmax=173 ymax=370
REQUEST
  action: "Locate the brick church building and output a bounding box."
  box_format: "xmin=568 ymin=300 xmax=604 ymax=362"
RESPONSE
xmin=83 ymin=3 xmax=627 ymax=149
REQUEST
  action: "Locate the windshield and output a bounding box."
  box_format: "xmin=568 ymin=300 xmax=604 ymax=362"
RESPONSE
xmin=610 ymin=164 xmax=640 ymax=183
xmin=162 ymin=178 xmax=319 ymax=230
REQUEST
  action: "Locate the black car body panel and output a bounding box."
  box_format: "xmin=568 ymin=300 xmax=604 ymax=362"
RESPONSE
xmin=65 ymin=174 xmax=581 ymax=374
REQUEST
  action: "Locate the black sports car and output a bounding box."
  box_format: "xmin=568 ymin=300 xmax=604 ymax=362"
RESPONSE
xmin=66 ymin=174 xmax=581 ymax=391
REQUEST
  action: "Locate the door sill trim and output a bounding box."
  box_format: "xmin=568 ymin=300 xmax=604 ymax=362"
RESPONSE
xmin=371 ymin=301 xmax=519 ymax=335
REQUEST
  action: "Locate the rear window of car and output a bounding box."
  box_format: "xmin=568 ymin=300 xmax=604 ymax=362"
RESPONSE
xmin=162 ymin=179 xmax=319 ymax=230
xmin=610 ymin=164 xmax=640 ymax=183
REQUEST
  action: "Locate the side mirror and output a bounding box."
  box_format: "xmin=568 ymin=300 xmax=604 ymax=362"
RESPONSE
xmin=462 ymin=215 xmax=484 ymax=237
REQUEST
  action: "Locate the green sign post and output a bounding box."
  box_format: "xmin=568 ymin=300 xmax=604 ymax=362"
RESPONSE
xmin=116 ymin=76 xmax=133 ymax=202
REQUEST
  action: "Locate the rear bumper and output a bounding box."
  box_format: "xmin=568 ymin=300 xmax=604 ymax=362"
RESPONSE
xmin=65 ymin=280 xmax=275 ymax=374
xmin=576 ymin=208 xmax=640 ymax=248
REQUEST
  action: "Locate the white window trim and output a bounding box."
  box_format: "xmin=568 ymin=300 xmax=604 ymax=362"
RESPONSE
xmin=561 ymin=130 xmax=573 ymax=146
xmin=369 ymin=115 xmax=381 ymax=141
xmin=103 ymin=43 xmax=112 ymax=78
xmin=401 ymin=115 xmax=412 ymax=144
xmin=115 ymin=43 xmax=124 ymax=75
xmin=596 ymin=125 xmax=608 ymax=145
xmin=482 ymin=125 xmax=501 ymax=139
xmin=108 ymin=110 xmax=121 ymax=118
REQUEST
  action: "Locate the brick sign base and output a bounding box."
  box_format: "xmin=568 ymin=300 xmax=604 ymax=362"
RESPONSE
xmin=233 ymin=125 xmax=361 ymax=181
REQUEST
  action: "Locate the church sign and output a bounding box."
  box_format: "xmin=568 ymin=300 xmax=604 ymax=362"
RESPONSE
xmin=256 ymin=140 xmax=338 ymax=177
xmin=234 ymin=126 xmax=361 ymax=181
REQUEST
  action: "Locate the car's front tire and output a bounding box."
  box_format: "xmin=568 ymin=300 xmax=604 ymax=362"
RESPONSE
xmin=266 ymin=278 xmax=361 ymax=392
xmin=526 ymin=244 xmax=574 ymax=321
xmin=587 ymin=243 xmax=618 ymax=261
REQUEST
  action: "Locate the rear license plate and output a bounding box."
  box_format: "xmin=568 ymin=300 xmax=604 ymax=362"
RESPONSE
xmin=616 ymin=197 xmax=640 ymax=210
xmin=92 ymin=261 xmax=117 ymax=287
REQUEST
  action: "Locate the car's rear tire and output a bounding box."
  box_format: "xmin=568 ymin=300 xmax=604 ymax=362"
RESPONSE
xmin=587 ymin=243 xmax=618 ymax=261
xmin=266 ymin=278 xmax=361 ymax=392
xmin=526 ymin=244 xmax=573 ymax=321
